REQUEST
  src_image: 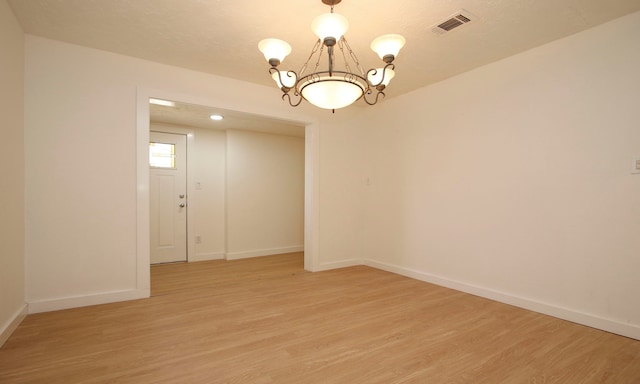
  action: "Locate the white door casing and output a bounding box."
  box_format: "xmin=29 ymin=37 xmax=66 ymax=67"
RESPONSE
xmin=149 ymin=131 xmax=187 ymax=264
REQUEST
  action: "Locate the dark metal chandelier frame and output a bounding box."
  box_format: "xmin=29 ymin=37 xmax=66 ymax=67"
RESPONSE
xmin=259 ymin=0 xmax=404 ymax=111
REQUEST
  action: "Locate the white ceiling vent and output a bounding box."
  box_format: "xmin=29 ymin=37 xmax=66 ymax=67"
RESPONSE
xmin=431 ymin=10 xmax=475 ymax=35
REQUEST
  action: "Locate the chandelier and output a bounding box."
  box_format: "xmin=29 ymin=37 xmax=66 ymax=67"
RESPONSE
xmin=258 ymin=0 xmax=405 ymax=111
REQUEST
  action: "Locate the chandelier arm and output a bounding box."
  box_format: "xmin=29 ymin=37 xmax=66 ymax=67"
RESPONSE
xmin=366 ymin=63 xmax=396 ymax=88
xmin=282 ymin=92 xmax=303 ymax=107
xmin=363 ymin=89 xmax=386 ymax=105
xmin=269 ymin=67 xmax=298 ymax=92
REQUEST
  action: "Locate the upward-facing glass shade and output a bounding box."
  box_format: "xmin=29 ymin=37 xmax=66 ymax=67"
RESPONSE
xmin=311 ymin=13 xmax=349 ymax=41
xmin=370 ymin=34 xmax=406 ymax=60
xmin=258 ymin=38 xmax=292 ymax=63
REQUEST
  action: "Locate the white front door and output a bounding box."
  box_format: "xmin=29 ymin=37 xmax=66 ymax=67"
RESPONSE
xmin=149 ymin=131 xmax=187 ymax=264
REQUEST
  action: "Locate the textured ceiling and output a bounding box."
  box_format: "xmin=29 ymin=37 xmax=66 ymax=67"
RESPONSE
xmin=9 ymin=0 xmax=640 ymax=130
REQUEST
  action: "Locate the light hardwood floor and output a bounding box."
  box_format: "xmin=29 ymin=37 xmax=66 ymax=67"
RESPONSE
xmin=1 ymin=252 xmax=639 ymax=383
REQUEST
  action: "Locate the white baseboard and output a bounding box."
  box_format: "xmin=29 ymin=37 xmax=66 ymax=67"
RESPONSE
xmin=0 ymin=304 xmax=28 ymax=347
xmin=364 ymin=259 xmax=640 ymax=341
xmin=225 ymin=245 xmax=304 ymax=261
xmin=189 ymin=252 xmax=225 ymax=262
xmin=28 ymin=289 xmax=150 ymax=314
xmin=310 ymin=258 xmax=362 ymax=272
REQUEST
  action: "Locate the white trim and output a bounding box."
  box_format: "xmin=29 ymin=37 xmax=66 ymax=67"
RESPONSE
xmin=137 ymin=87 xmax=320 ymax=276
xmin=135 ymin=89 xmax=151 ymax=294
xmin=189 ymin=252 xmax=226 ymax=262
xmin=28 ymin=289 xmax=149 ymax=314
xmin=225 ymin=246 xmax=304 ymax=261
xmin=224 ymin=125 xmax=229 ymax=265
xmin=0 ymin=304 xmax=28 ymax=347
xmin=364 ymin=259 xmax=640 ymax=341
xmin=311 ymin=258 xmax=362 ymax=272
xmin=304 ymin=123 xmax=320 ymax=272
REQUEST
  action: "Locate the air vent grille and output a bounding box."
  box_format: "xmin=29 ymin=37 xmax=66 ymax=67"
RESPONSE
xmin=432 ymin=10 xmax=475 ymax=35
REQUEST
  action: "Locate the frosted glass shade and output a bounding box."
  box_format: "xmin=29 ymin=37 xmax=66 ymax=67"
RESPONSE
xmin=258 ymin=38 xmax=292 ymax=63
xmin=367 ymin=67 xmax=395 ymax=87
xmin=300 ymin=77 xmax=365 ymax=109
xmin=370 ymin=34 xmax=406 ymax=60
xmin=311 ymin=13 xmax=349 ymax=41
xmin=271 ymin=71 xmax=297 ymax=89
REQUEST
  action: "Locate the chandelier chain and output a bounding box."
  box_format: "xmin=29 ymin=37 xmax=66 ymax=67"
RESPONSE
xmin=311 ymin=43 xmax=325 ymax=76
xmin=341 ymin=37 xmax=366 ymax=76
xmin=298 ymin=39 xmax=322 ymax=78
xmin=337 ymin=39 xmax=352 ymax=75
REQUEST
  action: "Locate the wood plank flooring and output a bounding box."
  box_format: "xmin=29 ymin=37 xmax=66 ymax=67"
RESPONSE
xmin=1 ymin=252 xmax=639 ymax=383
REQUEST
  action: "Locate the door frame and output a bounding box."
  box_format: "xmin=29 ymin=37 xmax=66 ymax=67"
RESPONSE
xmin=135 ymin=88 xmax=320 ymax=295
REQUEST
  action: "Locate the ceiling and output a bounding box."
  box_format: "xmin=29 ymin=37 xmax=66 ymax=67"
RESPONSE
xmin=9 ymin=0 xmax=640 ymax=132
xmin=150 ymin=101 xmax=306 ymax=137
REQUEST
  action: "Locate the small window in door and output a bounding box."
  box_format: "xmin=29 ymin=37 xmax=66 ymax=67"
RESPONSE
xmin=149 ymin=142 xmax=176 ymax=169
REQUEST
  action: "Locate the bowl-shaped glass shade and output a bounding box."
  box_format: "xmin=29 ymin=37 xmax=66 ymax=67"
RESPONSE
xmin=299 ymin=74 xmax=366 ymax=109
xmin=258 ymin=38 xmax=292 ymax=63
xmin=311 ymin=13 xmax=349 ymax=41
xmin=367 ymin=67 xmax=395 ymax=87
xmin=370 ymin=34 xmax=406 ymax=60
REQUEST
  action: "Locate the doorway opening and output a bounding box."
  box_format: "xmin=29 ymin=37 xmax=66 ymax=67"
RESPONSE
xmin=138 ymin=94 xmax=317 ymax=297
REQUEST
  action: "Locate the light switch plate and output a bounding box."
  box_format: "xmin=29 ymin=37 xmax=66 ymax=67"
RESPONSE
xmin=633 ymin=157 xmax=640 ymax=174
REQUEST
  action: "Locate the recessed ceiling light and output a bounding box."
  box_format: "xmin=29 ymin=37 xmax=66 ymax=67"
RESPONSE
xmin=149 ymin=98 xmax=175 ymax=107
xmin=210 ymin=114 xmax=224 ymax=121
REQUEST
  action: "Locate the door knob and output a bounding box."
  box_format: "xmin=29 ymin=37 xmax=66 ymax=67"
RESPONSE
xmin=179 ymin=203 xmax=185 ymax=208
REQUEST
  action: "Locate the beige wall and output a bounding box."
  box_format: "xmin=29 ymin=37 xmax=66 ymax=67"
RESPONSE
xmin=0 ymin=0 xmax=26 ymax=346
xmin=226 ymin=130 xmax=305 ymax=258
xmin=313 ymin=116 xmax=367 ymax=269
xmin=188 ymin=126 xmax=227 ymax=261
xmin=359 ymin=11 xmax=640 ymax=339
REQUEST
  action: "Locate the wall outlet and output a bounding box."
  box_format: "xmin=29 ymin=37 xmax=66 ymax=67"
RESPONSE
xmin=195 ymin=236 xmax=201 ymax=244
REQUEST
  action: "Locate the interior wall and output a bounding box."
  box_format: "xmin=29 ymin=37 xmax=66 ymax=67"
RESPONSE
xmin=312 ymin=115 xmax=368 ymax=270
xmin=226 ymin=130 xmax=305 ymax=259
xmin=23 ymin=35 xmax=335 ymax=313
xmin=0 ymin=0 xmax=26 ymax=344
xmin=359 ymin=11 xmax=640 ymax=338
xmin=189 ymin=126 xmax=227 ymax=261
